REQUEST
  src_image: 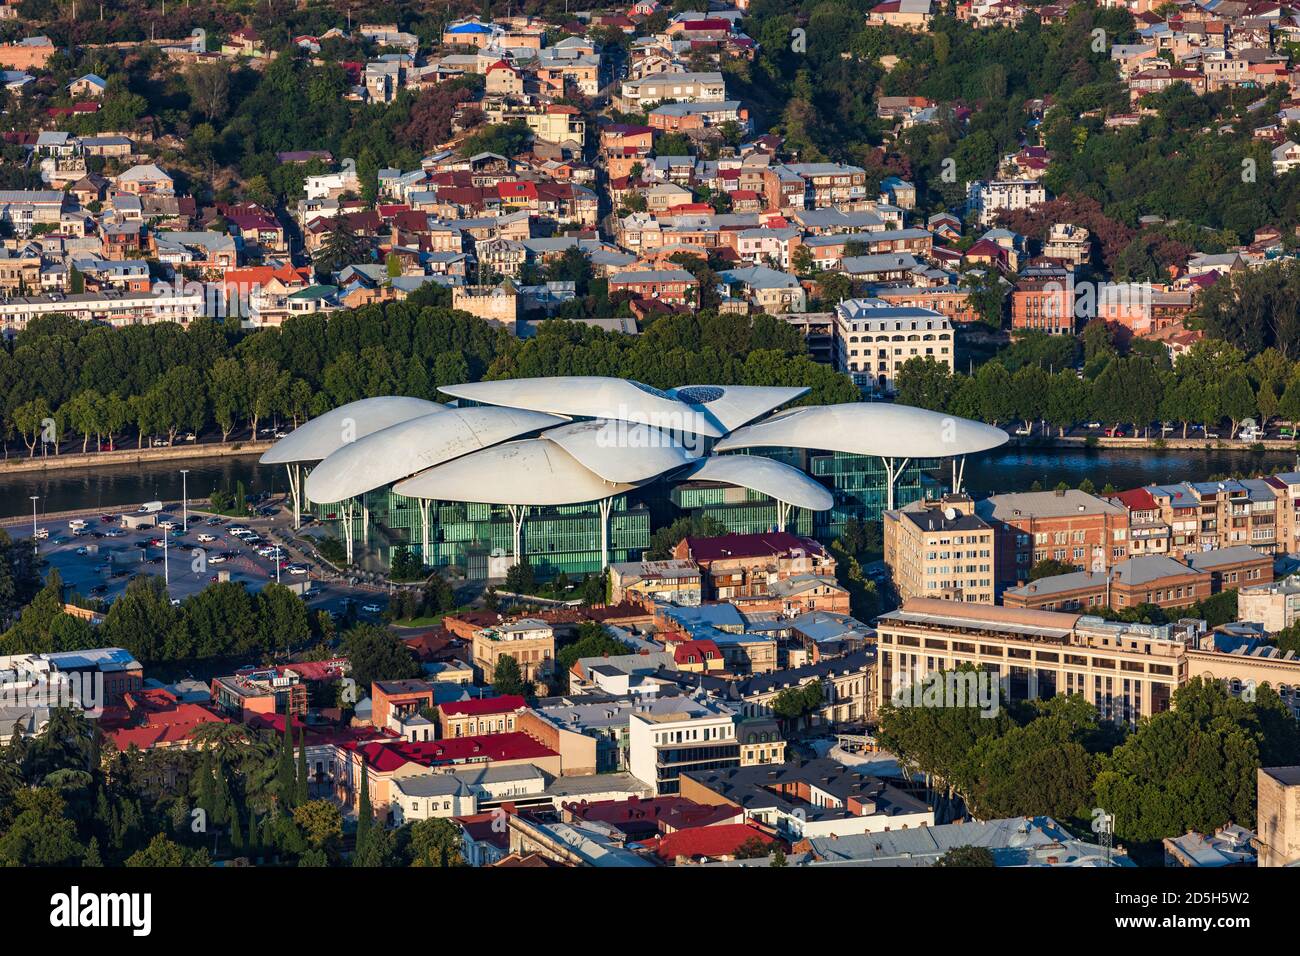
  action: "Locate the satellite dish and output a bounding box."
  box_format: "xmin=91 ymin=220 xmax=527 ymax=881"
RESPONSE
xmin=943 ymin=507 xmax=958 ymax=521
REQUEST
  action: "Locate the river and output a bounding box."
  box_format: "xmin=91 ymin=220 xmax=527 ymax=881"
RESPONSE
xmin=2 ymin=444 xmax=1298 ymax=521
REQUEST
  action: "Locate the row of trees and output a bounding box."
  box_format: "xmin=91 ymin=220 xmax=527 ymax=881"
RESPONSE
xmin=878 ymin=677 xmax=1300 ymax=846
xmin=0 ymin=573 xmax=311 ymax=664
xmin=0 ymin=292 xmax=855 ymax=454
xmin=896 ymin=335 xmax=1300 ymax=437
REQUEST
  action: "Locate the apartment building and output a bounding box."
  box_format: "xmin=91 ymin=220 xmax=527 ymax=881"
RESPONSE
xmin=975 ymin=489 xmax=1130 ymax=591
xmin=1011 ymin=263 xmax=1075 ymax=335
xmin=1238 ymin=576 xmax=1300 ymax=633
xmin=628 ymin=697 xmax=740 ymax=795
xmin=1127 ymin=479 xmax=1283 ymax=558
xmin=1043 ymin=222 xmax=1091 ymax=265
xmin=608 ymin=559 xmax=702 ymax=606
xmin=470 ymin=618 xmax=556 ymax=685
xmin=785 ymin=162 xmax=870 ymax=209
xmin=671 ymin=532 xmax=837 ymax=601
xmin=967 ymin=179 xmax=1048 ymax=227
xmin=680 ymin=759 xmax=934 ymax=839
xmin=875 ymin=598 xmax=1186 ymax=725
xmin=1002 ymin=555 xmax=1212 ymax=613
xmin=883 ymin=495 xmax=997 ymax=604
xmin=834 ymin=298 xmax=954 ymax=393
xmin=615 ymin=71 xmax=726 ymax=111
xmin=0 ymin=287 xmax=204 ymax=337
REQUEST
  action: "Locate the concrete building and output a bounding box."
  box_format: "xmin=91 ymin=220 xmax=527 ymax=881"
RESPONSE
xmin=884 ymin=495 xmax=996 ymax=604
xmin=628 ymin=696 xmax=739 ymax=795
xmin=834 ymin=298 xmax=954 ymax=393
xmin=680 ymin=759 xmax=934 ymax=839
xmin=1258 ymin=766 xmax=1300 ymax=867
xmin=471 ymin=618 xmax=556 ymax=686
xmin=1003 ymin=555 xmax=1210 ymax=613
xmin=1238 ymin=575 xmax=1300 ymax=633
xmin=608 ymin=559 xmax=702 ymax=606
xmin=875 ymin=599 xmax=1186 ymax=726
xmin=975 ymin=489 xmax=1130 ymax=592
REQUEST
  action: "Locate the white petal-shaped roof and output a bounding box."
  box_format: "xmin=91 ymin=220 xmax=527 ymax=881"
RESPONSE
xmin=687 ymin=455 xmax=834 ymax=511
xmin=714 ymin=403 xmax=1009 ymax=458
xmin=542 ymin=419 xmax=698 ymax=484
xmin=438 ymin=376 xmax=724 ymax=438
xmin=666 ymin=384 xmax=809 ymax=434
xmin=260 ymin=397 xmax=444 ymax=465
xmin=303 ymin=407 xmax=566 ymax=503
xmin=391 ymin=439 xmax=634 ymax=505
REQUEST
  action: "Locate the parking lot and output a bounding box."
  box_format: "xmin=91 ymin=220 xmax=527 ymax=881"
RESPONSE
xmin=37 ymin=502 xmax=391 ymax=622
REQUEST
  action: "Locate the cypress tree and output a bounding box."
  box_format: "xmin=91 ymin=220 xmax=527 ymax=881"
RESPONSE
xmin=295 ymin=724 xmax=309 ymax=805
xmin=354 ymin=764 xmax=372 ymax=865
xmin=229 ymin=801 xmax=244 ymax=854
xmin=277 ymin=716 xmax=295 ymax=807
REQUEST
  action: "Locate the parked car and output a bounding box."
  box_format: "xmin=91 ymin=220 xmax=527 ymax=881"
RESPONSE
xmin=1104 ymin=426 xmax=1126 ymax=438
xmin=208 ymin=554 xmax=227 ymax=564
xmin=34 ymin=528 xmax=48 ymax=539
xmin=152 ymin=439 xmax=168 ymax=447
xmin=361 ymin=603 xmax=382 ymax=614
xmin=197 ymin=533 xmax=216 ymax=543
xmin=158 ymin=520 xmax=178 ymax=531
xmin=286 ymin=565 xmax=307 ymax=575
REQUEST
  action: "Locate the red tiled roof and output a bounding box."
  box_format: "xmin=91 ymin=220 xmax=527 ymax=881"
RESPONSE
xmin=650 ymin=823 xmax=777 ymax=861
xmin=1112 ymin=487 xmax=1158 ymax=511
xmin=683 ymin=531 xmax=825 ymax=563
xmin=100 ymin=689 xmax=227 ymax=750
xmin=348 ymin=732 xmax=556 ymax=773
xmin=439 ymin=694 xmax=527 ymax=717
xmin=673 ymin=639 xmax=721 ymax=664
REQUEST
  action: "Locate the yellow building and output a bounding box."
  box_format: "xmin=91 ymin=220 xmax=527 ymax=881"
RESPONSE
xmin=883 ymin=495 xmax=996 ymax=604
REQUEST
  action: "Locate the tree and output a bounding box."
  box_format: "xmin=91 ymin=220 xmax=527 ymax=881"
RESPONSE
xmin=125 ymin=833 xmax=209 ymax=867
xmin=492 ymin=654 xmax=529 ymax=697
xmin=504 ymin=561 xmax=535 ymax=595
xmin=314 ymin=218 xmax=365 ymax=279
xmin=1094 ymin=678 xmax=1300 ymax=843
xmin=770 ymin=680 xmax=825 ymax=728
xmin=187 ymin=61 xmax=230 ymax=120
xmin=1029 ymin=558 xmax=1076 ymax=580
xmin=0 ymin=787 xmax=81 ymax=866
xmin=292 ymin=800 xmax=343 ymax=851
xmin=935 ymin=845 xmax=996 ymax=867
xmin=407 ymin=817 xmax=465 ymax=867
xmin=343 ymin=624 xmax=420 ymax=692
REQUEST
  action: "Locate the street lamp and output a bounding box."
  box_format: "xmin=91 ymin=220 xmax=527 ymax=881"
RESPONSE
xmin=179 ymin=469 xmax=189 ymax=533
xmin=163 ymin=524 xmax=169 ymax=590
xmin=29 ymin=496 xmax=38 ymax=556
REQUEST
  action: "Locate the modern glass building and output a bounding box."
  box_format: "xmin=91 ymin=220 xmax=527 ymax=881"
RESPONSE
xmin=264 ymin=379 xmax=1007 ymax=581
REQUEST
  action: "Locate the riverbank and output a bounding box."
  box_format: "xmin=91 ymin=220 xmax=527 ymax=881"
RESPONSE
xmin=0 ymin=440 xmax=273 ymax=475
xmin=1010 ymin=435 xmax=1300 ymax=452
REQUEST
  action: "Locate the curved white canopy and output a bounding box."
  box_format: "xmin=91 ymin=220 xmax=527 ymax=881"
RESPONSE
xmin=714 ymin=403 xmax=1009 ymax=459
xmin=260 ymin=397 xmax=444 ymax=465
xmin=438 ymin=376 xmax=724 ymax=438
xmin=687 ymin=455 xmax=834 ymax=511
xmin=392 ymin=439 xmax=634 ymax=506
xmin=667 ymin=384 xmax=809 ymax=434
xmin=542 ymin=419 xmax=698 ymax=484
xmin=303 ymin=407 xmax=566 ymax=503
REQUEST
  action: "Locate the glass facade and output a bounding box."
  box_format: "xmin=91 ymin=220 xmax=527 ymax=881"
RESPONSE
xmin=308 ymin=449 xmax=944 ymax=580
